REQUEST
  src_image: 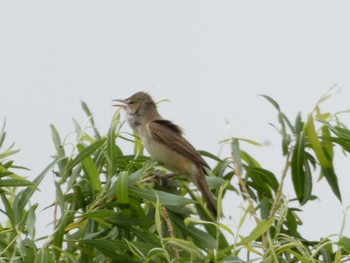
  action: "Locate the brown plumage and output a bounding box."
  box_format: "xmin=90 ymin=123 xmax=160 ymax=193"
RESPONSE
xmin=114 ymin=92 xmax=217 ymax=217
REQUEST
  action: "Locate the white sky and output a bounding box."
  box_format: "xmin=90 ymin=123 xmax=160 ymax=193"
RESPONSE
xmin=1 ymin=1 xmax=350 ymax=242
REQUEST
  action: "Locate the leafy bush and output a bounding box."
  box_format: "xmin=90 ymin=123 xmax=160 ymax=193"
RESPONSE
xmin=0 ymin=92 xmax=350 ymax=262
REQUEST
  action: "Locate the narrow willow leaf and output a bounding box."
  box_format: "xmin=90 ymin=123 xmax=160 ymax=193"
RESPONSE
xmin=320 ymin=120 xmax=350 ymax=140
xmin=306 ymin=114 xmax=342 ymax=202
xmin=306 ymin=114 xmax=331 ymax=168
xmin=322 ymin=167 xmax=342 ymax=202
xmin=291 ymin=131 xmax=306 ymax=203
xmin=320 ymin=247 xmax=333 ymax=263
xmin=124 ymin=239 xmax=146 ymax=260
xmin=50 ymin=124 xmax=65 ymax=158
xmin=21 ymin=238 xmax=36 ymax=263
xmin=222 ymin=256 xmax=245 ymax=263
xmin=77 ymin=144 xmax=102 ymax=192
xmin=260 ymin=95 xmax=280 ymax=110
xmin=302 ymin=159 xmax=312 ymax=205
xmin=171 ymin=215 xmax=216 ymax=249
xmin=130 ymin=228 xmax=162 ymax=247
xmin=0 ymin=192 xmax=15 ymax=226
xmin=163 ymin=238 xmax=203 ymax=257
xmin=0 ymin=163 xmax=14 ymax=177
xmin=231 ymin=138 xmax=242 ymax=174
xmin=322 ymin=136 xmax=350 ymax=153
xmin=245 ymin=166 xmax=278 ymax=192
xmin=54 ymin=181 xmax=65 ymax=215
xmin=0 ymin=178 xmax=34 ymax=187
xmin=128 ymin=166 xmax=147 ymax=186
xmin=241 ymin=151 xmax=261 ymax=167
xmin=322 ymin=126 xmax=334 ymax=159
xmin=52 ymin=211 xmax=69 ymax=260
xmin=81 ymin=100 xmax=101 ymax=139
xmin=83 ymin=209 xmax=118 ymax=219
xmin=338 ymin=236 xmax=350 ymax=251
xmin=0 ymin=120 xmax=6 ymax=148
xmin=13 ymin=161 xmax=56 ymax=225
xmin=106 ymin=120 xmax=119 ymax=177
xmin=79 ymin=239 xmax=133 ymax=262
xmin=67 ymin=138 xmax=106 ymax=171
xmin=117 ymin=171 xmax=129 ymax=204
xmin=294 ymin=112 xmax=303 ymax=133
xmin=285 ymin=249 xmax=313 ymax=263
xmin=238 ymin=217 xmax=274 ymax=245
xmin=0 ymin=149 xmax=20 ymax=159
xmin=133 ymin=132 xmax=144 ymax=155
xmin=129 ymin=187 xmax=195 ymax=206
xmin=260 ymin=197 xmax=270 ymax=219
xmin=26 ymin=203 xmax=37 ymax=239
xmin=198 ymin=150 xmax=223 ymax=162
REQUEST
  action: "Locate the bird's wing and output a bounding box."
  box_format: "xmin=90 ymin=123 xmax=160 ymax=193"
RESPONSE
xmin=148 ymin=120 xmax=209 ymax=168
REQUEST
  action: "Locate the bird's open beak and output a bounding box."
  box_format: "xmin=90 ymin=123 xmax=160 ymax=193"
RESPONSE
xmin=112 ymin=99 xmax=127 ymax=108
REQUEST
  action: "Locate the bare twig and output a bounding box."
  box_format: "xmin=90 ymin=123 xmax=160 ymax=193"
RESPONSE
xmin=233 ymin=158 xmax=260 ymax=224
xmin=162 ymin=207 xmax=180 ymax=258
xmin=269 ymin=149 xmax=292 ymax=218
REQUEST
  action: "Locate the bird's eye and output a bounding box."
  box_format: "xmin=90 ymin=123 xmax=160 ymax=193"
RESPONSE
xmin=129 ymin=100 xmax=135 ymax=105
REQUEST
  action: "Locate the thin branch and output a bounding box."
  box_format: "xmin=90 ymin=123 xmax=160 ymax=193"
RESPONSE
xmin=269 ymin=149 xmax=292 ymax=218
xmin=233 ymin=158 xmax=260 ymax=224
xmin=162 ymin=207 xmax=179 ymax=258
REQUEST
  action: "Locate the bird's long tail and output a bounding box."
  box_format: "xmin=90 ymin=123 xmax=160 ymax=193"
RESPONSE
xmin=195 ymin=169 xmax=218 ymax=217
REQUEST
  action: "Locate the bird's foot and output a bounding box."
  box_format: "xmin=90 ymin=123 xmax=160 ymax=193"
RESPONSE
xmin=150 ymin=172 xmax=177 ymax=186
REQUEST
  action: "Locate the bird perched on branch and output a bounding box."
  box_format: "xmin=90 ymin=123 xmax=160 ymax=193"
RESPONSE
xmin=114 ymin=92 xmax=217 ymax=217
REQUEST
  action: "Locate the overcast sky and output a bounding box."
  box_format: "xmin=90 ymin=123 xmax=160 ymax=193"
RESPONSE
xmin=1 ymin=1 xmax=350 ymax=241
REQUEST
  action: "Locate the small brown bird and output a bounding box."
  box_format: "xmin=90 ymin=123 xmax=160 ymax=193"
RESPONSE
xmin=114 ymin=92 xmax=217 ymax=217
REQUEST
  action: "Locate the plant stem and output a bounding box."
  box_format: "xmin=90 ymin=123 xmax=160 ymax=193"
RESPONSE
xmin=269 ymin=149 xmax=292 ymax=218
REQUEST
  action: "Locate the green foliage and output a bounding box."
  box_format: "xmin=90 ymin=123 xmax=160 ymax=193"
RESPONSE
xmin=0 ymin=92 xmax=350 ymax=262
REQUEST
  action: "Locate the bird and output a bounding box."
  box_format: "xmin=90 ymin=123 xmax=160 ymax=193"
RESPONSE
xmin=114 ymin=92 xmax=217 ymax=217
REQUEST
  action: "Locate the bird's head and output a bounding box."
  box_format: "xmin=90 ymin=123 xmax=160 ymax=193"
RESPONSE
xmin=113 ymin=91 xmax=157 ymax=116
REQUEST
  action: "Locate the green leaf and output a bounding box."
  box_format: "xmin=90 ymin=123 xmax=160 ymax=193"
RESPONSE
xmin=199 ymin=150 xmax=223 ymax=162
xmin=0 ymin=120 xmax=6 ymax=149
xmin=238 ymin=217 xmax=274 ymax=245
xmin=246 ymin=166 xmax=278 ymax=192
xmin=0 ymin=192 xmax=15 ymax=226
xmin=260 ymin=95 xmax=280 ymax=110
xmin=302 ymin=159 xmax=313 ymax=205
xmin=13 ymin=161 xmax=56 ymax=225
xmin=322 ymin=136 xmax=350 ymax=153
xmin=77 ymin=144 xmax=102 ymax=192
xmin=117 ymin=171 xmax=129 ymax=204
xmin=106 ymin=118 xmax=122 ymax=177
xmin=66 ymin=138 xmax=106 ymax=172
xmin=231 ymin=138 xmax=242 ymax=174
xmin=171 ymin=215 xmax=216 ymax=249
xmin=338 ymin=236 xmax=350 ymax=251
xmin=0 ymin=178 xmax=34 ymax=187
xmin=321 ymin=167 xmax=342 ymax=202
xmin=128 ymin=166 xmax=147 ymax=186
xmin=306 ymin=114 xmax=331 ymax=168
xmin=129 ymin=187 xmax=195 ymax=206
xmin=291 ymin=131 xmax=307 ymax=204
xmin=52 ymin=211 xmax=69 ymax=260
xmin=34 ymin=248 xmax=55 ymax=263
xmin=50 ymin=124 xmax=65 ymax=158
xmin=306 ymin=114 xmax=342 ymax=202
xmin=163 ymin=237 xmax=203 ymax=257
xmin=81 ymin=100 xmax=101 ymax=139
xmin=320 ymin=247 xmax=333 ymax=263
xmin=21 ymin=238 xmax=36 ymax=263
xmin=79 ymin=239 xmax=134 ymax=262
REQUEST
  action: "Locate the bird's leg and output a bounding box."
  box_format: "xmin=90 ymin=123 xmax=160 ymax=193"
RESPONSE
xmin=150 ymin=171 xmax=178 ymax=186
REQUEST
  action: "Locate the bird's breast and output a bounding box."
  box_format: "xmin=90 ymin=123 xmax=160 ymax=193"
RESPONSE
xmin=139 ymin=126 xmax=195 ymax=175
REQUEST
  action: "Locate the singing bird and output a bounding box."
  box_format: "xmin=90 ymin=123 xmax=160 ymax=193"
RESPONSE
xmin=114 ymin=92 xmax=217 ymax=216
